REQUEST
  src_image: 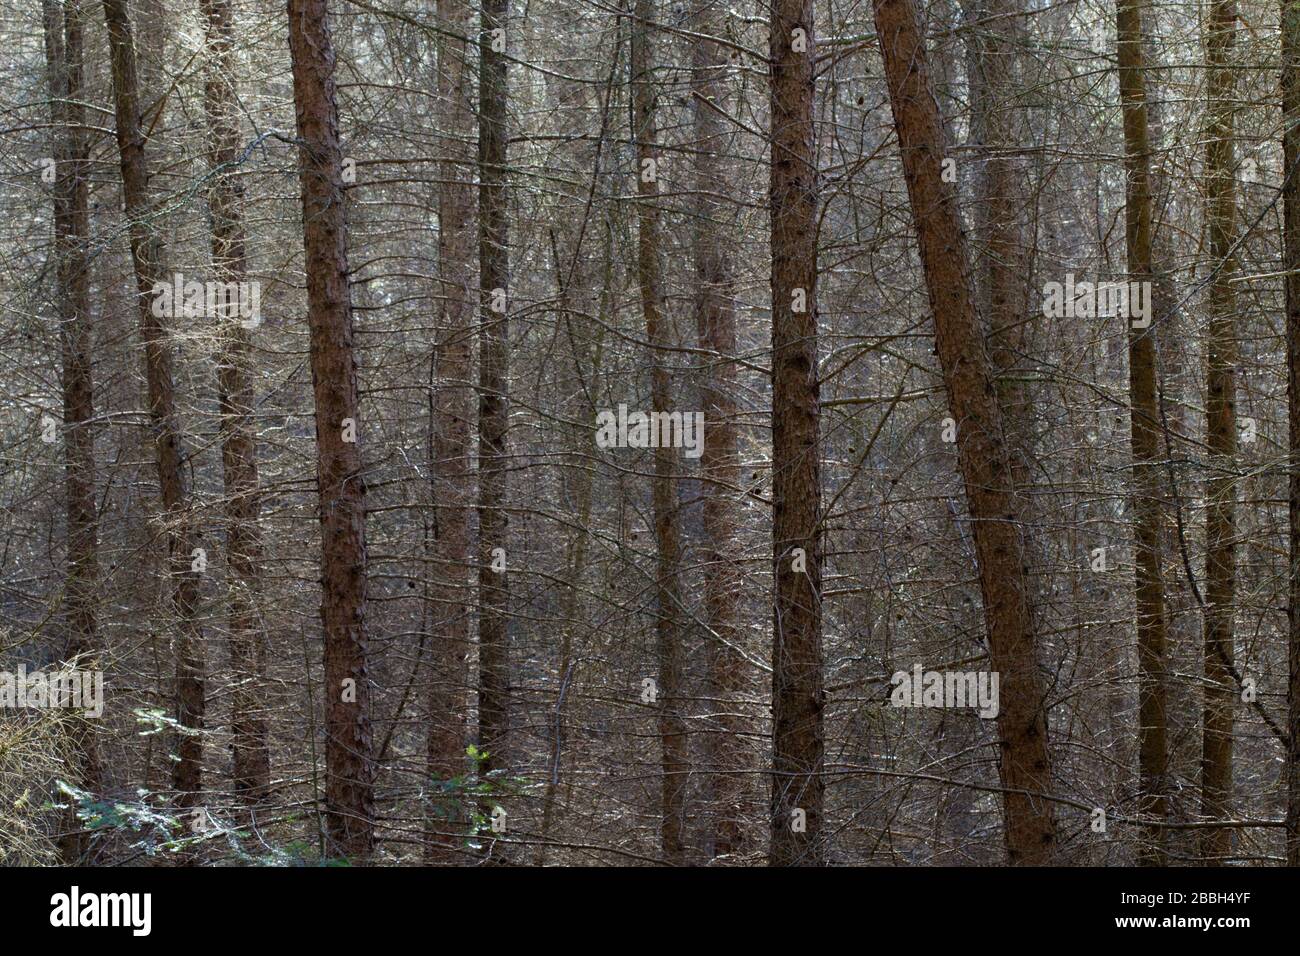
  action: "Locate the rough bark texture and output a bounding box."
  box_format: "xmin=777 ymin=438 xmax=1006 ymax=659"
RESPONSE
xmin=1199 ymin=0 xmax=1238 ymax=862
xmin=873 ymin=0 xmax=1059 ymax=864
xmin=101 ymin=0 xmax=205 ymax=811
xmin=768 ymin=0 xmax=825 ymax=867
xmin=201 ymin=0 xmax=270 ymax=802
xmin=1116 ymin=0 xmax=1169 ymax=864
xmin=631 ymin=0 xmax=687 ymax=866
xmin=964 ymin=0 xmax=1033 ymax=487
xmin=477 ymin=0 xmax=512 ymax=800
xmin=692 ymin=0 xmax=747 ymax=860
xmin=424 ymin=0 xmax=475 ymax=863
xmin=287 ymin=0 xmax=375 ymax=861
xmin=44 ymin=0 xmax=100 ymax=862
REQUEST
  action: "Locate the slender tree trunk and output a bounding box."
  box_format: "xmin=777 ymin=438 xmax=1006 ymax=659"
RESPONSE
xmin=1116 ymin=0 xmax=1169 ymax=864
xmin=768 ymin=0 xmax=825 ymax=867
xmin=101 ymin=0 xmax=205 ymax=811
xmin=44 ymin=0 xmax=100 ymax=862
xmin=1282 ymin=0 xmax=1300 ymax=868
xmin=1199 ymin=0 xmax=1238 ymax=862
xmin=964 ymin=0 xmax=1033 ymax=487
xmin=692 ymin=0 xmax=747 ymax=860
xmin=873 ymin=0 xmax=1058 ymax=864
xmin=287 ymin=0 xmax=375 ymax=860
xmin=424 ymin=0 xmax=476 ymax=863
xmin=631 ymin=0 xmax=687 ymax=866
xmin=477 ymin=0 xmax=512 ymax=801
xmin=200 ymin=0 xmax=270 ymax=802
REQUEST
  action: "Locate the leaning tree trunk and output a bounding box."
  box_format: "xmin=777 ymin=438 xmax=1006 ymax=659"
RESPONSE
xmin=1116 ymin=0 xmax=1170 ymax=865
xmin=200 ymin=0 xmax=270 ymax=803
xmin=44 ymin=0 xmax=100 ymax=862
xmin=287 ymin=0 xmax=375 ymax=861
xmin=1199 ymin=0 xmax=1239 ymax=862
xmin=768 ymin=0 xmax=826 ymax=867
xmin=873 ymin=0 xmax=1059 ymax=865
xmin=101 ymin=0 xmax=205 ymax=812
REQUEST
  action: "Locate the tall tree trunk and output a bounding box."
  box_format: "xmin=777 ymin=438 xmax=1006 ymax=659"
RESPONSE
xmin=200 ymin=0 xmax=270 ymax=803
xmin=101 ymin=0 xmax=205 ymax=811
xmin=287 ymin=0 xmax=375 ymax=860
xmin=424 ymin=0 xmax=476 ymax=863
xmin=477 ymin=0 xmax=512 ymax=804
xmin=1199 ymin=0 xmax=1238 ymax=862
xmin=873 ymin=0 xmax=1058 ymax=864
xmin=964 ymin=0 xmax=1033 ymax=488
xmin=692 ymin=0 xmax=747 ymax=860
xmin=631 ymin=0 xmax=687 ymax=866
xmin=44 ymin=0 xmax=100 ymax=862
xmin=1282 ymin=0 xmax=1300 ymax=868
xmin=768 ymin=0 xmax=825 ymax=867
xmin=1116 ymin=0 xmax=1169 ymax=864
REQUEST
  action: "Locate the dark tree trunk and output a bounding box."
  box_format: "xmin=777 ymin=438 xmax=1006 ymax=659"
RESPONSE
xmin=101 ymin=0 xmax=205 ymax=811
xmin=200 ymin=0 xmax=270 ymax=803
xmin=287 ymin=0 xmax=376 ymax=861
xmin=44 ymin=0 xmax=100 ymax=862
xmin=768 ymin=0 xmax=826 ymax=867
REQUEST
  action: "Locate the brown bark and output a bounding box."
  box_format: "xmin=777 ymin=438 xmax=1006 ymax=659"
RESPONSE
xmin=1199 ymin=0 xmax=1238 ymax=862
xmin=768 ymin=0 xmax=825 ymax=867
xmin=873 ymin=0 xmax=1058 ymax=864
xmin=477 ymin=0 xmax=512 ymax=799
xmin=287 ymin=0 xmax=375 ymax=860
xmin=101 ymin=0 xmax=205 ymax=811
xmin=425 ymin=0 xmax=475 ymax=862
xmin=44 ymin=0 xmax=100 ymax=862
xmin=692 ymin=0 xmax=747 ymax=860
xmin=1283 ymin=0 xmax=1300 ymax=867
xmin=631 ymin=0 xmax=687 ymax=866
xmin=200 ymin=0 xmax=270 ymax=802
xmin=964 ymin=0 xmax=1033 ymax=486
xmin=1116 ymin=0 xmax=1169 ymax=864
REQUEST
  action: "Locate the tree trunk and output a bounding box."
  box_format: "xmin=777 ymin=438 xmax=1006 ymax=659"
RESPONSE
xmin=101 ymin=0 xmax=205 ymax=811
xmin=964 ymin=0 xmax=1033 ymax=489
xmin=1115 ymin=0 xmax=1169 ymax=864
xmin=692 ymin=0 xmax=747 ymax=860
xmin=477 ymin=0 xmax=512 ymax=813
xmin=631 ymin=0 xmax=687 ymax=866
xmin=44 ymin=0 xmax=100 ymax=862
xmin=1199 ymin=0 xmax=1238 ymax=862
xmin=200 ymin=0 xmax=270 ymax=803
xmin=287 ymin=0 xmax=375 ymax=861
xmin=873 ymin=0 xmax=1058 ymax=864
xmin=768 ymin=0 xmax=825 ymax=867
xmin=424 ymin=0 xmax=476 ymax=863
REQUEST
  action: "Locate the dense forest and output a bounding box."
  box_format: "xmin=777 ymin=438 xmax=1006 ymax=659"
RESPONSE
xmin=1 ymin=0 xmax=1298 ymax=868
